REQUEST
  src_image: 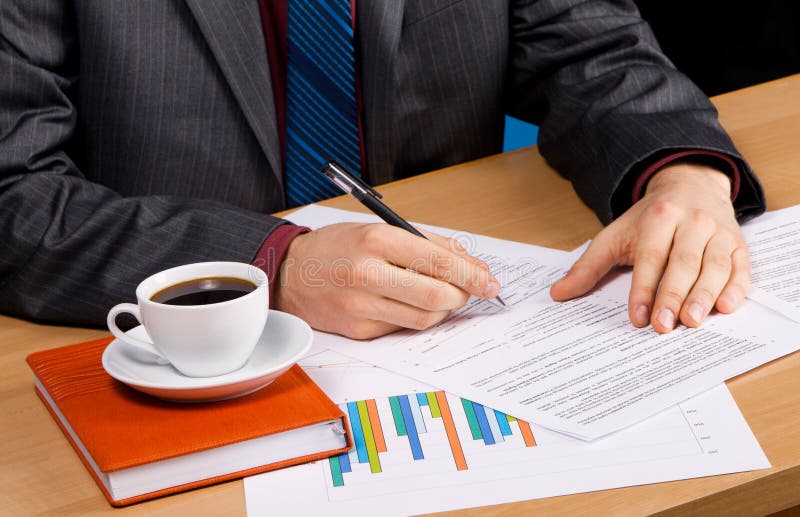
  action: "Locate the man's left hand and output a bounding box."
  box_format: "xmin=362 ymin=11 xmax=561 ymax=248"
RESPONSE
xmin=550 ymin=163 xmax=749 ymax=333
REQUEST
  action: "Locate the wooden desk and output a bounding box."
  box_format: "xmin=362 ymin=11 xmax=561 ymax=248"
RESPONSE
xmin=3 ymin=76 xmax=800 ymax=516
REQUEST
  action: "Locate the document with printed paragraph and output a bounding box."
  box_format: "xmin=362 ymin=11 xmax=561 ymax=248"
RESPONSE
xmin=290 ymin=206 xmax=800 ymax=440
xmin=742 ymin=204 xmax=800 ymax=323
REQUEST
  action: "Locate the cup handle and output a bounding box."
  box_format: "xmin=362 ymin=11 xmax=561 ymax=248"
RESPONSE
xmin=107 ymin=303 xmax=169 ymax=364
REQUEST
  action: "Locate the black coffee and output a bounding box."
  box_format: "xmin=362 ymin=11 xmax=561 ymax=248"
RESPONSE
xmin=150 ymin=277 xmax=256 ymax=306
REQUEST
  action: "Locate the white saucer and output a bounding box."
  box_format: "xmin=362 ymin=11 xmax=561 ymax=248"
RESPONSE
xmin=102 ymin=310 xmax=312 ymax=402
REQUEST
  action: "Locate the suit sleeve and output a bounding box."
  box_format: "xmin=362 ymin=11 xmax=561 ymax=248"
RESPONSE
xmin=505 ymin=0 xmax=766 ymax=224
xmin=0 ymin=3 xmax=286 ymax=326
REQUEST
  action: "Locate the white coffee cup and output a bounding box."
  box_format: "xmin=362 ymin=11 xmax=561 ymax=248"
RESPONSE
xmin=107 ymin=262 xmax=269 ymax=377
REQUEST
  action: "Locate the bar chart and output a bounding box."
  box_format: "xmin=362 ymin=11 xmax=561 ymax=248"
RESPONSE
xmin=248 ymin=349 xmax=769 ymax=517
xmin=328 ymin=391 xmax=537 ymax=487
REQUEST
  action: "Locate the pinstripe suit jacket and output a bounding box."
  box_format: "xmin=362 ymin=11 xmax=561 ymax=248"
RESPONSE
xmin=0 ymin=0 xmax=765 ymax=325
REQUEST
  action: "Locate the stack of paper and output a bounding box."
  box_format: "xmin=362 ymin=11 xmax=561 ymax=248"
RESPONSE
xmin=245 ymin=205 xmax=800 ymax=516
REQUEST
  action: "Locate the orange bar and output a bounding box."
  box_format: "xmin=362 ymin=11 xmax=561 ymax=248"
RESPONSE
xmin=517 ymin=419 xmax=537 ymax=447
xmin=435 ymin=391 xmax=468 ymax=471
xmin=366 ymin=399 xmax=387 ymax=453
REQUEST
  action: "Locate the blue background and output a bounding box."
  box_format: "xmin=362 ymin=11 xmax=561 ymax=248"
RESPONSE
xmin=503 ymin=116 xmax=539 ymax=152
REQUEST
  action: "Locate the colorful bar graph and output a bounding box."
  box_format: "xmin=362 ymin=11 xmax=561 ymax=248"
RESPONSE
xmin=435 ymin=391 xmax=468 ymax=471
xmin=365 ymin=399 xmax=387 ymax=453
xmin=398 ymin=395 xmax=424 ymax=460
xmin=356 ymin=401 xmax=382 ymax=473
xmin=328 ymin=393 xmax=537 ymax=488
xmin=458 ymin=399 xmax=537 ymax=448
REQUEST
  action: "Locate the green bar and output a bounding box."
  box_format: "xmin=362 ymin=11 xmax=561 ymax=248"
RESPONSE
xmin=329 ymin=456 xmax=344 ymax=487
xmin=357 ymin=400 xmax=382 ymax=473
xmin=389 ymin=396 xmax=407 ymax=436
xmin=461 ymin=398 xmax=482 ymax=440
xmin=427 ymin=392 xmax=442 ymax=418
xmin=506 ymin=414 xmax=516 ymax=422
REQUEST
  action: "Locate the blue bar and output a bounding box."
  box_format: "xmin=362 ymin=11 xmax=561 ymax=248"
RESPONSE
xmin=416 ymin=392 xmax=429 ymax=406
xmin=398 ymin=395 xmax=424 ymax=460
xmin=494 ymin=409 xmax=512 ymax=436
xmin=347 ymin=401 xmax=369 ymax=463
xmin=471 ymin=401 xmax=495 ymax=445
xmin=483 ymin=405 xmax=504 ymax=442
xmin=340 ymin=404 xmax=359 ymax=465
xmin=338 ymin=451 xmax=352 ymax=473
xmin=408 ymin=392 xmax=427 ymax=433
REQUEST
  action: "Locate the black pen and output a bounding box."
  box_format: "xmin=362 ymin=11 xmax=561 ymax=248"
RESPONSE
xmin=321 ymin=161 xmax=507 ymax=310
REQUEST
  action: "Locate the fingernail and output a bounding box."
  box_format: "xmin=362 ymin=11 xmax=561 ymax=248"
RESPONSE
xmin=634 ymin=305 xmax=649 ymax=326
xmin=657 ymin=308 xmax=676 ymax=329
xmin=483 ymin=279 xmax=499 ymax=298
xmin=687 ymin=302 xmax=705 ymax=324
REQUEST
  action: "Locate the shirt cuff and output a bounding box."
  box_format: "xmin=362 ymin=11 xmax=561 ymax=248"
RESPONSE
xmin=631 ymin=150 xmax=742 ymax=204
xmin=252 ymin=223 xmax=311 ymax=309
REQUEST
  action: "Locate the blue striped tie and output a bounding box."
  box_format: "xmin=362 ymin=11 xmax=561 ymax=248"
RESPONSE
xmin=285 ymin=0 xmax=362 ymax=208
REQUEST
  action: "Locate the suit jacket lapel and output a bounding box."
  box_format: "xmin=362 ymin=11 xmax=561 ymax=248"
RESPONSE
xmin=359 ymin=0 xmax=405 ymax=186
xmin=184 ymin=0 xmax=283 ymax=185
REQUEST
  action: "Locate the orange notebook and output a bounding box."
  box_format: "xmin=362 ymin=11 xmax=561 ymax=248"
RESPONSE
xmin=27 ymin=337 xmax=352 ymax=506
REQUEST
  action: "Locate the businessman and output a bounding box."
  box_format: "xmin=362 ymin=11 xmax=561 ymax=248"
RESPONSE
xmin=0 ymin=1 xmax=765 ymax=338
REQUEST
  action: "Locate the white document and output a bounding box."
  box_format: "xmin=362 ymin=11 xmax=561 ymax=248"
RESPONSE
xmin=244 ymin=349 xmax=768 ymax=517
xmin=742 ymin=205 xmax=800 ymax=323
xmin=293 ymin=206 xmax=800 ymax=440
xmin=285 ymin=204 xmax=572 ymax=264
xmin=287 ymin=204 xmax=572 ymax=320
xmin=325 ymin=267 xmax=800 ymax=440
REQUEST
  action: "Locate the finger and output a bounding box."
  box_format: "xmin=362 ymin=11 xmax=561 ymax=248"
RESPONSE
xmin=373 ymin=298 xmax=451 ymax=331
xmin=344 ymin=293 xmax=451 ymax=332
xmin=628 ymin=214 xmax=680 ymax=330
xmin=675 ymin=231 xmax=733 ymax=328
xmin=365 ymin=263 xmax=470 ymax=311
xmin=422 ymin=231 xmax=468 ymax=255
xmin=365 ymin=225 xmax=500 ymax=299
xmin=715 ymin=244 xmax=750 ymax=314
xmin=650 ymin=216 xmax=717 ymax=332
xmin=550 ymin=226 xmax=620 ymax=301
xmin=423 ymin=231 xmax=491 ymax=271
xmin=342 ymin=318 xmax=403 ymax=340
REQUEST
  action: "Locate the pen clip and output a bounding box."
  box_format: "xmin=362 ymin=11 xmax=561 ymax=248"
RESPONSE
xmin=323 ymin=161 xmax=383 ymax=199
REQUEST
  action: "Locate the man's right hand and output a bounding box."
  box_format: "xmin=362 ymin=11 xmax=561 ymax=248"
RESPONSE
xmin=274 ymin=223 xmax=500 ymax=339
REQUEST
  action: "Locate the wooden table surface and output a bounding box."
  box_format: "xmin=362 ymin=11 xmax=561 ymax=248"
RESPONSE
xmin=2 ymin=75 xmax=800 ymax=516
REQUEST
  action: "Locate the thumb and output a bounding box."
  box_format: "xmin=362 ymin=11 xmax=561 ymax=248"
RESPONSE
xmin=550 ymin=230 xmax=621 ymax=301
